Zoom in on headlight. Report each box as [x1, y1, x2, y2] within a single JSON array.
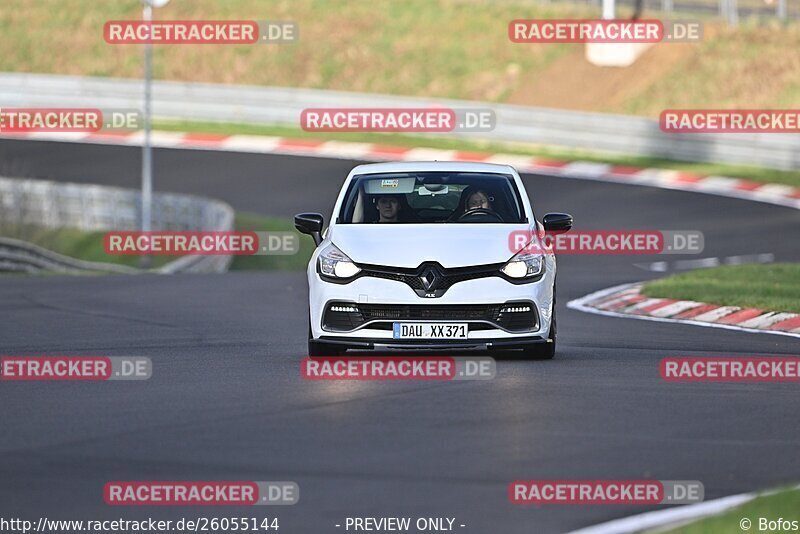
[[501, 249, 545, 279], [318, 243, 361, 279]]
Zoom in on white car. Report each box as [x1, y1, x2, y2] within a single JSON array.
[[294, 161, 572, 359]]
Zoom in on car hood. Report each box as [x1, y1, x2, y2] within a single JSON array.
[[327, 223, 532, 268]]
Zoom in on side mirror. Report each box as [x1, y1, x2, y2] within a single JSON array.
[[543, 212, 573, 234], [294, 213, 324, 246]]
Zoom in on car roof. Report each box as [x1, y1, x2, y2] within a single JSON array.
[[349, 161, 517, 175]]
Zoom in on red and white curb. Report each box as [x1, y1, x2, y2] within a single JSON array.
[[568, 485, 799, 534], [1, 130, 799, 210], [567, 282, 800, 339]]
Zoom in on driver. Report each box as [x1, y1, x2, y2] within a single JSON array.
[[375, 195, 402, 223], [466, 190, 492, 211]]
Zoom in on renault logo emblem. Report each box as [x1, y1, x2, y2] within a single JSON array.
[[419, 266, 441, 291]]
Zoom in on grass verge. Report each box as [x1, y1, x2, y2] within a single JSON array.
[[656, 486, 800, 534], [155, 119, 800, 188], [641, 264, 800, 314]]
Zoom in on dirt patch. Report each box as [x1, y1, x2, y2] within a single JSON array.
[[505, 42, 697, 114]]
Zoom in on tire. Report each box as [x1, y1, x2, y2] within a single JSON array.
[[522, 304, 557, 360], [308, 339, 344, 356], [308, 322, 344, 356]]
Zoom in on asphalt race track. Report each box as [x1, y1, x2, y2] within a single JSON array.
[[1, 139, 799, 533]]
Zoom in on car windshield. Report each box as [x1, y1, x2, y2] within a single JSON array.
[[338, 172, 526, 224]]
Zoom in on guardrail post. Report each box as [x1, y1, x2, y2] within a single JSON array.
[[602, 0, 615, 19], [721, 0, 739, 25], [778, 0, 787, 20]]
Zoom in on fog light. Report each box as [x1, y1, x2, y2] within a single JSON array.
[[331, 305, 358, 313], [501, 306, 531, 313]]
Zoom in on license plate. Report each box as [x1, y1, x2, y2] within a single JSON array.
[[392, 322, 468, 339]]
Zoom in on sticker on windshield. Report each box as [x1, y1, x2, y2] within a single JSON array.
[[364, 177, 416, 194]]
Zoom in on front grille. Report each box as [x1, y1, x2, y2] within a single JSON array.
[[359, 262, 504, 297], [322, 302, 538, 333], [360, 303, 501, 321]]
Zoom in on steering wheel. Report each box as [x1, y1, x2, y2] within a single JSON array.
[[455, 208, 504, 222]]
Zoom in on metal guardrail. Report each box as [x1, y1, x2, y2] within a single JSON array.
[[0, 176, 233, 233], [0, 176, 235, 274], [0, 237, 140, 274], [565, 0, 797, 22], [0, 73, 797, 170]]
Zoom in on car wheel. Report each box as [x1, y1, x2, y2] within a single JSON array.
[[308, 322, 344, 356], [308, 339, 344, 357], [522, 306, 556, 360]]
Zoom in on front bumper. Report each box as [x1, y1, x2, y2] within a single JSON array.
[[308, 259, 556, 342], [316, 334, 550, 352]]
